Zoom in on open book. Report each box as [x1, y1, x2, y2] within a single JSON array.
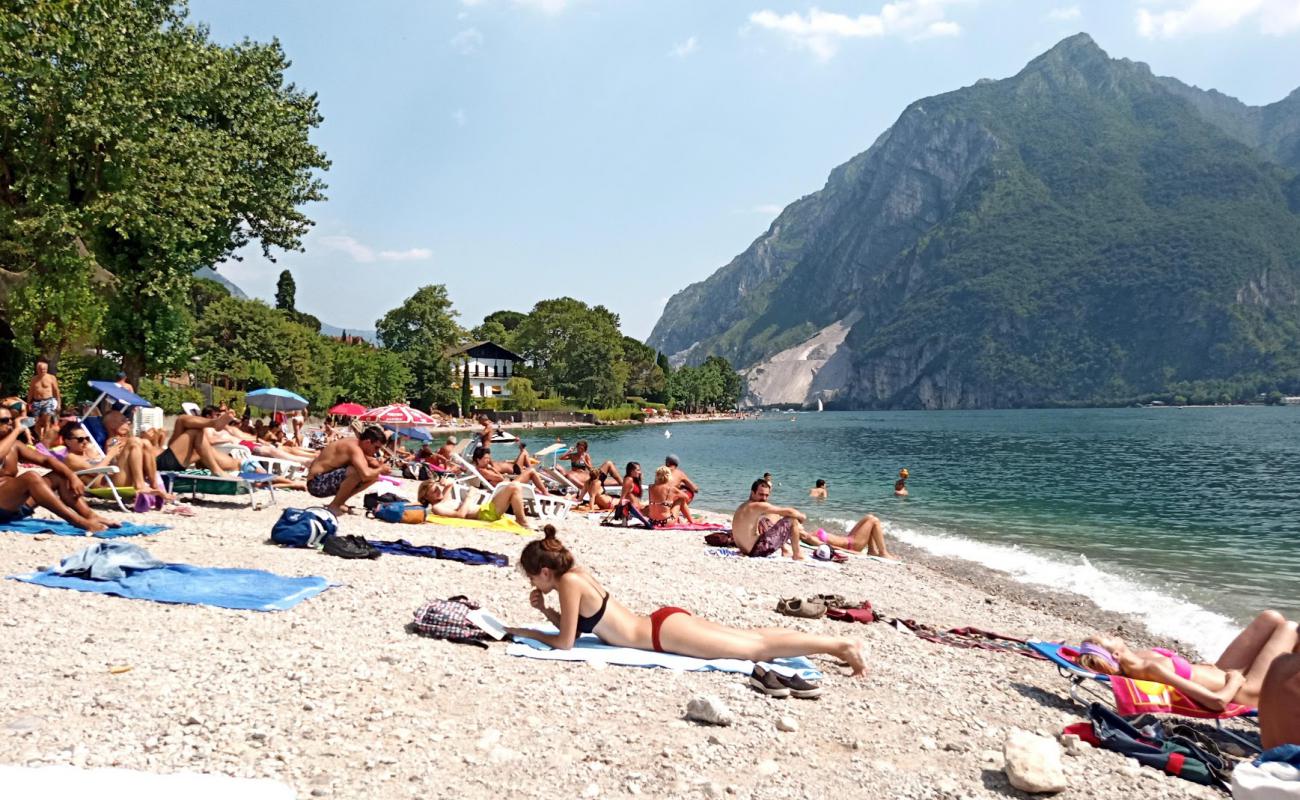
[[467, 608, 508, 640]]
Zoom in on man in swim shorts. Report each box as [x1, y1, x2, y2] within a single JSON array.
[[26, 356, 60, 420], [306, 425, 386, 516], [731, 478, 805, 560], [154, 410, 240, 476]]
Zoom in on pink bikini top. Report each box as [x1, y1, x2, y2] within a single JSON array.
[[1151, 647, 1193, 679]]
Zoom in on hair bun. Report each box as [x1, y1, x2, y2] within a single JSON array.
[[543, 524, 558, 539]]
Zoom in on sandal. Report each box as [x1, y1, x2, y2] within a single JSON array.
[[776, 598, 827, 619], [810, 593, 847, 608]]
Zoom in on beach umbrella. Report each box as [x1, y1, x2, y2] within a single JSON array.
[[386, 424, 433, 442], [359, 403, 440, 426], [86, 380, 153, 410], [245, 387, 309, 413], [328, 402, 367, 416]]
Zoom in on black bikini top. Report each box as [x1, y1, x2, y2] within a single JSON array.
[[577, 591, 610, 634]]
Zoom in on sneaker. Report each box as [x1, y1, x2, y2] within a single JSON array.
[[775, 672, 824, 699], [775, 598, 827, 619], [323, 534, 378, 560], [748, 665, 791, 698]]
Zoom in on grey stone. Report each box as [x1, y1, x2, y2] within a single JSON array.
[[685, 695, 734, 726]]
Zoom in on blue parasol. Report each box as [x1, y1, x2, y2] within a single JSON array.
[[245, 388, 309, 412], [86, 380, 153, 409]]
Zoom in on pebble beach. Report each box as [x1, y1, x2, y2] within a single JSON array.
[[0, 480, 1236, 799]]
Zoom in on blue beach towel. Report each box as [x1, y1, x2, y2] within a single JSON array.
[[366, 539, 508, 567], [0, 517, 167, 539], [507, 630, 824, 680], [10, 564, 332, 611]]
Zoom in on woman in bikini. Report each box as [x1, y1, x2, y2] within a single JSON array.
[[646, 465, 694, 527], [504, 526, 867, 677], [1079, 610, 1298, 711]]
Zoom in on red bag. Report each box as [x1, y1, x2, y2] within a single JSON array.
[[827, 602, 876, 624]]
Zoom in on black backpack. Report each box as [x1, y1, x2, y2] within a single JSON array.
[[363, 491, 406, 514]]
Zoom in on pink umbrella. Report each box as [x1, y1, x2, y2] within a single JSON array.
[[359, 403, 440, 426], [328, 402, 367, 416]]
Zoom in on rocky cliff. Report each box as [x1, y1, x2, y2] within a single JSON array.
[[647, 34, 1300, 408]]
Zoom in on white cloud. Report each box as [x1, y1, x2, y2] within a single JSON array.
[[451, 108, 468, 127], [670, 35, 700, 57], [1136, 0, 1300, 38], [450, 27, 484, 55], [748, 1, 965, 61], [1047, 5, 1082, 21], [320, 236, 433, 264]]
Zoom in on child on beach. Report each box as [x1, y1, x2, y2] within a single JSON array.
[[504, 526, 867, 677]]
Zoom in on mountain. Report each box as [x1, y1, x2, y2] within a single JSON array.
[[646, 34, 1300, 409], [192, 265, 248, 299], [191, 265, 377, 343]]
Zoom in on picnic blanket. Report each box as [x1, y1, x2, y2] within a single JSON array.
[[11, 563, 331, 611], [0, 517, 167, 539], [887, 619, 1048, 661], [367, 539, 508, 567], [704, 546, 840, 569], [508, 630, 824, 680], [425, 513, 532, 535]]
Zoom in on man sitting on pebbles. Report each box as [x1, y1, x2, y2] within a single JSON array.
[[305, 425, 386, 516], [733, 479, 895, 559]]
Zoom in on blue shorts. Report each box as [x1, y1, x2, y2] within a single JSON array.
[[0, 504, 35, 524]]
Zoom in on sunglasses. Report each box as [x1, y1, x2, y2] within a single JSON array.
[[0, 417, 12, 424], [69, 436, 91, 443]]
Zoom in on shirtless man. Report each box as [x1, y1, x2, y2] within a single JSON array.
[[473, 446, 549, 494], [1261, 645, 1300, 748], [305, 425, 386, 516], [155, 410, 241, 477], [26, 357, 61, 420], [418, 474, 530, 530], [62, 417, 169, 499], [809, 479, 828, 499], [114, 371, 134, 394], [430, 435, 461, 473], [664, 454, 699, 517], [731, 478, 805, 560], [0, 409, 113, 533]]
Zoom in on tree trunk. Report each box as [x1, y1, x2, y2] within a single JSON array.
[[123, 352, 145, 390]]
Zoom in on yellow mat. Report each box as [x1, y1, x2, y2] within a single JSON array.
[[425, 513, 533, 535]]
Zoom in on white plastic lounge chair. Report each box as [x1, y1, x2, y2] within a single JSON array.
[[181, 402, 202, 417], [451, 454, 575, 519]]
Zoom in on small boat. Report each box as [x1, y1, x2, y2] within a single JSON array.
[[490, 431, 521, 445], [816, 398, 824, 412]]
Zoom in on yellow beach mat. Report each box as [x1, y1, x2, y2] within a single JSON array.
[[89, 486, 136, 500], [425, 513, 533, 536]]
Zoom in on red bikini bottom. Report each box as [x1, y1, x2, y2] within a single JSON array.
[[650, 606, 691, 652]]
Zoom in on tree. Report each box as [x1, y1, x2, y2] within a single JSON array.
[[329, 340, 411, 407], [506, 376, 539, 410], [275, 270, 297, 311], [623, 337, 666, 401], [459, 359, 471, 416], [511, 298, 626, 407], [0, 0, 329, 381], [375, 284, 462, 409]]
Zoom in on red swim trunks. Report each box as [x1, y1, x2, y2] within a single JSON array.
[[650, 606, 691, 652]]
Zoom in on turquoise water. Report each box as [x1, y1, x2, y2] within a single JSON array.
[[518, 408, 1300, 657]]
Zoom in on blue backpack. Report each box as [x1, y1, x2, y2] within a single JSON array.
[[271, 507, 338, 548], [373, 501, 426, 524]]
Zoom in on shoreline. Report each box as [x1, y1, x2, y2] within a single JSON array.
[[0, 479, 1231, 798]]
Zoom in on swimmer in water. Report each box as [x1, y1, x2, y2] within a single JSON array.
[[894, 468, 909, 497], [809, 479, 827, 499]]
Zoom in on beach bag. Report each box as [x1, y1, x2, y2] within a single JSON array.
[[363, 491, 406, 514], [403, 461, 434, 481], [271, 507, 338, 548], [411, 595, 491, 648], [373, 501, 426, 524], [1065, 703, 1230, 789]]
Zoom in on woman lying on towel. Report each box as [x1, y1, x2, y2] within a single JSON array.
[[504, 526, 867, 675], [1079, 610, 1298, 711]]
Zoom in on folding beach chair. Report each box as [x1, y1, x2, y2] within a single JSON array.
[[160, 470, 277, 510], [1027, 641, 1260, 753]]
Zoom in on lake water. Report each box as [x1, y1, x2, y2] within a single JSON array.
[[517, 407, 1300, 659]]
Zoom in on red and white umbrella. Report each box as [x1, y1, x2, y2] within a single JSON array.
[[358, 404, 441, 426]]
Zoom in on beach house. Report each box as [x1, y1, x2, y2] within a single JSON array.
[[447, 341, 523, 399]]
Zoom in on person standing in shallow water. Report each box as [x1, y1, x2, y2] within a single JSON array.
[[894, 468, 909, 497], [809, 479, 827, 499]]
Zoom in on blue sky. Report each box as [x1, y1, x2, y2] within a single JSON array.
[[189, 0, 1300, 340]]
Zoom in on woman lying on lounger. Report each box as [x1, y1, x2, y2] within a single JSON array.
[[504, 526, 866, 675], [418, 475, 531, 530], [1079, 610, 1298, 710]]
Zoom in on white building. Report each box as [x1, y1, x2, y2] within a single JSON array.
[[447, 341, 524, 399]]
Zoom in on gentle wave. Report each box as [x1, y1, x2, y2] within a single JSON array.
[[830, 516, 1241, 660]]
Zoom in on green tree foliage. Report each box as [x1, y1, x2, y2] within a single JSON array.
[[668, 356, 740, 412], [623, 337, 667, 402], [469, 310, 527, 351], [375, 285, 462, 409], [329, 340, 411, 408], [189, 277, 231, 317], [275, 270, 296, 311], [512, 298, 626, 407], [0, 0, 328, 380], [505, 376, 539, 410]]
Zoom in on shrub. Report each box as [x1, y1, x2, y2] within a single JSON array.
[[137, 378, 204, 414]]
